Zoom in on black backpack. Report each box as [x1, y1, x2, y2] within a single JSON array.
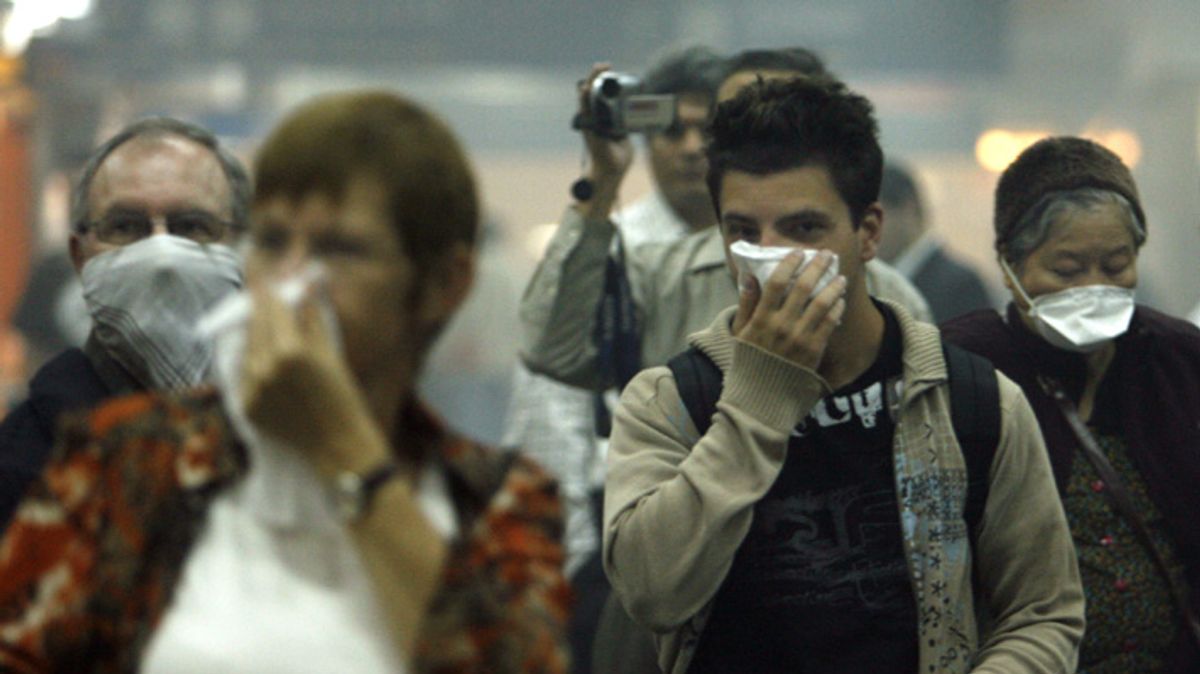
[[666, 341, 1000, 539]]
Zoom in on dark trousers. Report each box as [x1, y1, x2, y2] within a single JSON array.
[[569, 489, 660, 674]]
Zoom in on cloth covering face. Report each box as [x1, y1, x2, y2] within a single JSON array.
[[728, 241, 839, 298], [81, 234, 243, 390]]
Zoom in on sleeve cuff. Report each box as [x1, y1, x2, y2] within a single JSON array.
[[722, 339, 830, 432]]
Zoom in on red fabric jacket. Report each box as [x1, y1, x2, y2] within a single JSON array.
[[0, 389, 571, 673]]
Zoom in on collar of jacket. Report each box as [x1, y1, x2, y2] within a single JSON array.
[[685, 226, 728, 275]]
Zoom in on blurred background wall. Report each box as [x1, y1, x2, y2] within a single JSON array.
[[2, 0, 1199, 439]]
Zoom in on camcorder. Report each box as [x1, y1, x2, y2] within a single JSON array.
[[575, 71, 676, 140]]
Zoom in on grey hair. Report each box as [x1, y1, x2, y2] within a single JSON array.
[[70, 117, 251, 234], [1002, 187, 1146, 268]]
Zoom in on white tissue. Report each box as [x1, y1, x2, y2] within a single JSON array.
[[197, 263, 330, 339], [729, 241, 839, 297]]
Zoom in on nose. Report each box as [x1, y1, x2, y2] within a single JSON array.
[[148, 214, 171, 236], [759, 229, 810, 250], [1076, 269, 1113, 288], [277, 242, 311, 276], [681, 126, 704, 154]]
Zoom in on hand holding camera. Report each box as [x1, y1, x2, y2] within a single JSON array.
[[571, 63, 677, 218]]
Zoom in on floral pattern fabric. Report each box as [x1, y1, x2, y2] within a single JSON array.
[[1064, 428, 1186, 674], [0, 389, 570, 674]]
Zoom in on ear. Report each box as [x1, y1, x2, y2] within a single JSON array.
[[857, 202, 884, 262], [416, 242, 477, 327]]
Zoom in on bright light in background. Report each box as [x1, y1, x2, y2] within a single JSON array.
[[977, 127, 1143, 172], [974, 129, 1050, 172], [1083, 129, 1143, 168], [2, 0, 93, 56]]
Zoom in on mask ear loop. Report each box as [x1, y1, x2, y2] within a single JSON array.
[[999, 256, 1037, 314]]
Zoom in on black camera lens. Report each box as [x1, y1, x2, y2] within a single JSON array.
[[600, 77, 621, 98]]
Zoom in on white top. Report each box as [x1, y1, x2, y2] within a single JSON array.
[[1189, 300, 1200, 329], [613, 190, 691, 249], [141, 450, 457, 674]]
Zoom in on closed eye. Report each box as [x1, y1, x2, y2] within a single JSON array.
[[1101, 252, 1133, 276]]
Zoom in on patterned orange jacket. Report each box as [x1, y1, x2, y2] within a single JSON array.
[[0, 389, 571, 673]]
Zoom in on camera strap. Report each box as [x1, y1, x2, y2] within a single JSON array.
[[592, 239, 641, 437]]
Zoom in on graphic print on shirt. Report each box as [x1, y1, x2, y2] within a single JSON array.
[[742, 376, 910, 615], [692, 307, 917, 674], [793, 378, 895, 438]]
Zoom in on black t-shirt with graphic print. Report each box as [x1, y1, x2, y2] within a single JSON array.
[[689, 303, 917, 674]]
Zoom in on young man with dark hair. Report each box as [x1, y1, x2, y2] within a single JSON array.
[[602, 77, 1084, 674]]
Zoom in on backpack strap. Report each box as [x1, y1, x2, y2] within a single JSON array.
[[668, 341, 1000, 542], [942, 341, 1001, 540], [666, 347, 724, 436]]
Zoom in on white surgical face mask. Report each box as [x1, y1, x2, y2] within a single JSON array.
[[1001, 258, 1135, 353], [81, 234, 243, 389], [729, 240, 839, 298]]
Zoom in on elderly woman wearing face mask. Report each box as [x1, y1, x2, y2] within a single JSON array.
[[941, 136, 1200, 674]]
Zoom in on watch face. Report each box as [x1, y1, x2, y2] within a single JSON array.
[[331, 462, 401, 522], [334, 471, 367, 521]]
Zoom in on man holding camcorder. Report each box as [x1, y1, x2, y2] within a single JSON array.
[[504, 47, 724, 674]]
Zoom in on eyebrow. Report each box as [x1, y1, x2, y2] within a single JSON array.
[[777, 210, 833, 226], [1050, 243, 1135, 259], [100, 201, 223, 217], [722, 208, 832, 226]]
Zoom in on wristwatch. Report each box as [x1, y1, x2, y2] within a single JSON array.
[[332, 460, 402, 522]]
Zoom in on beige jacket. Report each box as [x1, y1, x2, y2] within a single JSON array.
[[603, 303, 1084, 674], [519, 208, 932, 389]]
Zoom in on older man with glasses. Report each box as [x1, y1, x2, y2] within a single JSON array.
[[0, 117, 250, 529]]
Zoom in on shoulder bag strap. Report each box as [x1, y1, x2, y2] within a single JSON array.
[[1039, 375, 1200, 647]]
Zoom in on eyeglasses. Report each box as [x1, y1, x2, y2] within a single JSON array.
[[84, 210, 232, 245]]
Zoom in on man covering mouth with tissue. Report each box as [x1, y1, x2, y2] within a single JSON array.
[[601, 76, 1083, 674]]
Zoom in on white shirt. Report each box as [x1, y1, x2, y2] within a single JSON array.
[[613, 190, 691, 248], [141, 445, 456, 674]]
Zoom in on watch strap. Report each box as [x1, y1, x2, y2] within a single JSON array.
[[336, 460, 402, 521]]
